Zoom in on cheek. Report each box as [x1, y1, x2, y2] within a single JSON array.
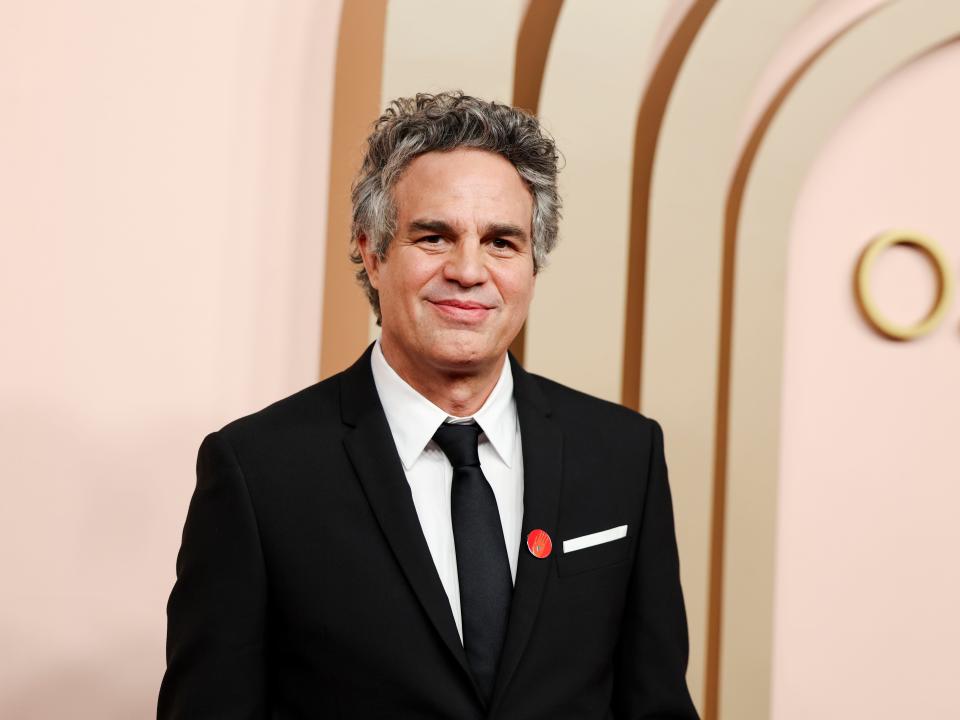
[[387, 256, 442, 308], [412, 256, 449, 285], [498, 267, 536, 304]]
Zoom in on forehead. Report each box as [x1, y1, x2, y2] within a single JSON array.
[[392, 148, 532, 228]]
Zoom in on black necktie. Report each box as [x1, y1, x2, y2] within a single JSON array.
[[432, 421, 512, 704]]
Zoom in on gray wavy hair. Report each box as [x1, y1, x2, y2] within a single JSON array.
[[349, 91, 562, 323]]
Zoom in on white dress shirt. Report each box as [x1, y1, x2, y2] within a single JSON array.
[[370, 339, 524, 642]]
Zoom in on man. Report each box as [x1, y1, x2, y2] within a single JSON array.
[[159, 91, 699, 719]]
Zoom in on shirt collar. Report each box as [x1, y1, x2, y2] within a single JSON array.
[[370, 338, 517, 471]]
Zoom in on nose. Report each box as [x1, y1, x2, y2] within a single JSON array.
[[443, 238, 489, 287]]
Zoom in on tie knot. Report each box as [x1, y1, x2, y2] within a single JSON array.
[[432, 421, 482, 469]]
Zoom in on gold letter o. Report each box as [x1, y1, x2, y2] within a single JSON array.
[[855, 230, 954, 341]]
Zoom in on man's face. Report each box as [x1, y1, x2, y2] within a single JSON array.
[[360, 148, 536, 375]]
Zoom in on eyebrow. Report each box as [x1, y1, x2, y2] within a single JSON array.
[[407, 218, 529, 242]]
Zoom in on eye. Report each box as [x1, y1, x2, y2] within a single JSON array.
[[491, 238, 515, 250], [417, 235, 444, 245]]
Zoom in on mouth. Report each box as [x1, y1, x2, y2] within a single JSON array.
[[427, 299, 495, 324]]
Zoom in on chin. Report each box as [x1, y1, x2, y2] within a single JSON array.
[[425, 331, 498, 370]]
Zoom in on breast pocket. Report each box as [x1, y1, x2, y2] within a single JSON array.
[[555, 524, 632, 578]]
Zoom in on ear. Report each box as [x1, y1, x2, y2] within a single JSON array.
[[357, 233, 381, 289]]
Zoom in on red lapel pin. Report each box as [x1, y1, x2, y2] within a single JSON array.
[[526, 529, 553, 559]]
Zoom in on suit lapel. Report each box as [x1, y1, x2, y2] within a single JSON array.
[[339, 344, 482, 702], [489, 353, 564, 712]]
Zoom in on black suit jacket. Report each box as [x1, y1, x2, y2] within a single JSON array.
[[158, 344, 699, 719]]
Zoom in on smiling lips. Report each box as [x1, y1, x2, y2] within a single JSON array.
[[428, 298, 495, 323]]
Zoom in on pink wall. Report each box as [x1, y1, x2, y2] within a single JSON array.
[[773, 40, 960, 719], [0, 1, 341, 716]]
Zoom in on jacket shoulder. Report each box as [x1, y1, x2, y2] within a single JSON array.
[[214, 372, 342, 452], [525, 370, 659, 434]]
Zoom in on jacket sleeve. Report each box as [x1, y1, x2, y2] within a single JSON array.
[[158, 431, 268, 719], [611, 419, 700, 719]]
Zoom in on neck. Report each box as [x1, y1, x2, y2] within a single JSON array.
[[378, 336, 505, 417]]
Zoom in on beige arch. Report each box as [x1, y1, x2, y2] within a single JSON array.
[[380, 0, 525, 103], [322, 0, 562, 360], [639, 2, 820, 716], [364, 0, 528, 341], [725, 2, 960, 719], [622, 0, 715, 411], [524, 0, 679, 405], [620, 2, 722, 710], [507, 0, 564, 365]]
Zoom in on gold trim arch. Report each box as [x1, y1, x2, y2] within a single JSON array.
[[320, 1, 388, 379], [510, 0, 564, 364], [724, 2, 960, 719], [637, 2, 818, 715]]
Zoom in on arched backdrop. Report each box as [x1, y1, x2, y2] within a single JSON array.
[[2, 1, 958, 718]]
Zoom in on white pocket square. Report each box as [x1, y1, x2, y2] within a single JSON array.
[[562, 524, 628, 553]]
